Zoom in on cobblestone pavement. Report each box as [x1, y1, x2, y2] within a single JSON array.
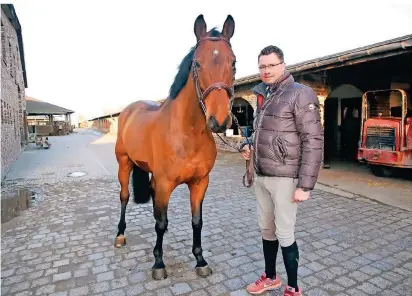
[[1, 130, 412, 295]]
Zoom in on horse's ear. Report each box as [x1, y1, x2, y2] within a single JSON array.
[[222, 15, 235, 40], [194, 14, 207, 41]]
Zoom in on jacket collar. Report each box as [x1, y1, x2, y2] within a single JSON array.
[[268, 72, 293, 94], [253, 72, 294, 97]]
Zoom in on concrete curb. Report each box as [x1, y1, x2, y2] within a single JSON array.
[[315, 182, 411, 211]]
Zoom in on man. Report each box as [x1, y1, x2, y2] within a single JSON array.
[[241, 45, 323, 296]]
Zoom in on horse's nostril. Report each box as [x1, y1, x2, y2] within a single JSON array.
[[207, 116, 230, 133], [208, 116, 218, 128]]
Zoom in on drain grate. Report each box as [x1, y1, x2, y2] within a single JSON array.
[[68, 171, 87, 177]]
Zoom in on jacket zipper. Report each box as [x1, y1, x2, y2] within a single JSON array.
[[253, 87, 285, 174]]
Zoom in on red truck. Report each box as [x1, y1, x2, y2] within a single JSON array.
[[357, 89, 412, 176]]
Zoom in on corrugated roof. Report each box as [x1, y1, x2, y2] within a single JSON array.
[[26, 96, 74, 115], [235, 34, 412, 86], [88, 110, 121, 121], [88, 98, 167, 121]]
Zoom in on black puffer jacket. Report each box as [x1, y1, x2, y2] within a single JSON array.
[[251, 73, 324, 190]]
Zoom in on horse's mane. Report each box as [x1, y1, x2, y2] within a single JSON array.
[[168, 28, 222, 100]]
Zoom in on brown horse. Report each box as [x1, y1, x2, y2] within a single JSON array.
[[114, 14, 236, 280]]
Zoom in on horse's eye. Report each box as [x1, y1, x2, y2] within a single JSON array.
[[194, 61, 201, 68]]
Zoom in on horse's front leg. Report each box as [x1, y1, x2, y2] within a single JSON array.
[[188, 175, 212, 277], [152, 180, 172, 280]]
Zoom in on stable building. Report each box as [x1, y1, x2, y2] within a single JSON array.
[[26, 96, 75, 137]]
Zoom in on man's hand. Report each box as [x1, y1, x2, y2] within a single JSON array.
[[241, 145, 251, 160], [292, 188, 311, 203]]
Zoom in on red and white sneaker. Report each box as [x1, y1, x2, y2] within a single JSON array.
[[283, 285, 302, 296], [246, 273, 282, 294]]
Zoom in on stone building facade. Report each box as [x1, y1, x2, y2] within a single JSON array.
[[1, 4, 28, 179]]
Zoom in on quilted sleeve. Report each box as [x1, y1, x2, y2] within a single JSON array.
[[294, 87, 324, 190]]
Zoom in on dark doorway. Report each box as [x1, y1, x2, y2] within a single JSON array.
[[324, 98, 339, 163], [324, 97, 362, 164], [340, 97, 362, 124], [230, 98, 254, 137], [340, 97, 362, 162]]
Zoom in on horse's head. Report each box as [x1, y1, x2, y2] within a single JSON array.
[[192, 14, 236, 133]]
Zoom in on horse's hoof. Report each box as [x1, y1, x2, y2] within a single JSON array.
[[196, 265, 212, 277], [114, 235, 126, 248], [152, 268, 167, 280]]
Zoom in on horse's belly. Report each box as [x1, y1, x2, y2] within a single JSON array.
[[125, 137, 153, 171]]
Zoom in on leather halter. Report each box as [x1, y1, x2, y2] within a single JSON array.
[[192, 36, 236, 116], [192, 36, 254, 188]]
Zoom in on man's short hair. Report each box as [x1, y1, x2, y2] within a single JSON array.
[[258, 45, 284, 63]]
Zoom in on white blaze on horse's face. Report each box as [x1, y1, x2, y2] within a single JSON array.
[[193, 14, 236, 134]]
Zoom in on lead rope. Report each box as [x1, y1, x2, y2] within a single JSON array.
[[214, 112, 254, 188], [193, 59, 253, 187]]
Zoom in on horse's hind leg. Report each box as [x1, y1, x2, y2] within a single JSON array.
[[188, 175, 212, 277], [114, 140, 133, 248]]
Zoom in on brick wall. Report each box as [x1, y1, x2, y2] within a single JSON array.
[[1, 7, 27, 179], [234, 76, 329, 129], [369, 95, 391, 117]]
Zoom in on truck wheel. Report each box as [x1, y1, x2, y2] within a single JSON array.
[[370, 165, 392, 177]]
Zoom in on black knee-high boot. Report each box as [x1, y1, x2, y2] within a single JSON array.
[[281, 241, 299, 289], [263, 239, 279, 279]]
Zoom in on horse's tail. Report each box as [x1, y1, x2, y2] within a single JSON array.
[[131, 165, 152, 204]]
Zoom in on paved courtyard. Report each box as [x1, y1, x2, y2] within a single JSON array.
[[1, 130, 412, 296]]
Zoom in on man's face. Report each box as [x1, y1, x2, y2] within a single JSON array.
[[258, 53, 285, 84]]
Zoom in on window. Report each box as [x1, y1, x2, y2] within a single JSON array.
[[14, 111, 18, 138], [9, 40, 14, 78], [16, 45, 20, 70], [1, 101, 4, 124], [1, 21, 6, 66]]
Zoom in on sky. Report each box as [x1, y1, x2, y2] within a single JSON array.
[[9, 0, 412, 122]]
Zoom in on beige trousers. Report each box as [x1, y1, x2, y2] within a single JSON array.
[[253, 175, 298, 247]]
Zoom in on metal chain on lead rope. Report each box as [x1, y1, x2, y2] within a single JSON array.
[[215, 112, 254, 189], [191, 47, 251, 152]]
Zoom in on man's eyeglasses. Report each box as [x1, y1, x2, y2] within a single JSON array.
[[258, 62, 283, 71]]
